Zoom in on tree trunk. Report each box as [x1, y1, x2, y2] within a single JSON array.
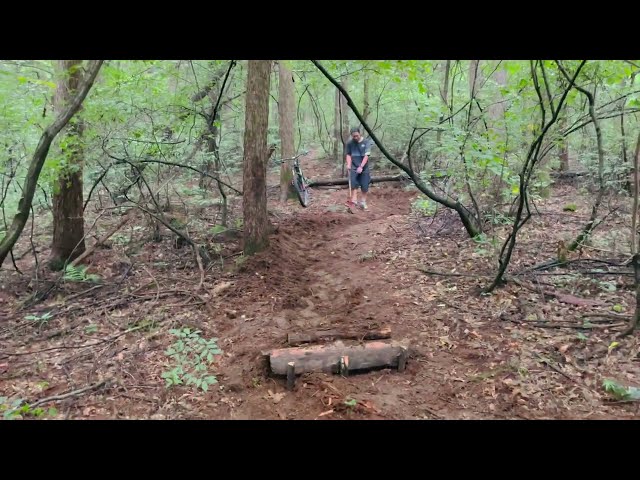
[[333, 87, 341, 165], [620, 132, 640, 337], [363, 69, 371, 127], [242, 60, 271, 256], [558, 116, 570, 172], [49, 60, 87, 269], [436, 60, 451, 151], [278, 61, 295, 203], [469, 60, 481, 103], [0, 60, 102, 271]]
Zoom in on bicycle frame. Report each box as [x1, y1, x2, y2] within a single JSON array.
[[277, 150, 310, 207]]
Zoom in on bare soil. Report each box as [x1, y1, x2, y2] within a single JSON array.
[[1, 153, 639, 420]]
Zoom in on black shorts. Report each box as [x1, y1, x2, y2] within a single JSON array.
[[350, 168, 371, 193]]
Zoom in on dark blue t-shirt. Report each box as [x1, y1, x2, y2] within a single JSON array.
[[345, 137, 373, 169]]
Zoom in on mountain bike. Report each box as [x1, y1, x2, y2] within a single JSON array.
[[277, 150, 310, 207]]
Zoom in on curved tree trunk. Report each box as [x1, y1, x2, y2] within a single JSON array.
[[0, 60, 103, 270], [242, 60, 272, 256], [49, 60, 87, 269], [312, 60, 482, 238]]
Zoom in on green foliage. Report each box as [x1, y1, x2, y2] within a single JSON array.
[[563, 203, 578, 212], [24, 311, 53, 327], [161, 328, 222, 392], [63, 264, 100, 283], [0, 396, 58, 420], [602, 379, 640, 401], [211, 225, 227, 235], [412, 197, 437, 216], [472, 233, 499, 258]]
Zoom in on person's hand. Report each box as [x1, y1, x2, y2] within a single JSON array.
[[356, 166, 363, 174]]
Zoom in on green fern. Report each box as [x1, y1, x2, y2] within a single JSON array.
[[63, 265, 100, 283]]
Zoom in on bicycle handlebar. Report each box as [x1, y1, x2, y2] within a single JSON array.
[[275, 150, 309, 164]]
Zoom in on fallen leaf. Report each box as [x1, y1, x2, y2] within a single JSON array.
[[559, 344, 571, 354], [212, 281, 232, 296]]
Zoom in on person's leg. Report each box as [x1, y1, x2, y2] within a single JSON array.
[[359, 169, 370, 209], [350, 168, 359, 204]]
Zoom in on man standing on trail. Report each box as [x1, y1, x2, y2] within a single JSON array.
[[345, 126, 373, 210]]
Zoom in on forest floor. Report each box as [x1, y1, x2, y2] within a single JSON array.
[[1, 151, 640, 419]]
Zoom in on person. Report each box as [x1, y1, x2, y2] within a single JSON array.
[[345, 126, 373, 210]]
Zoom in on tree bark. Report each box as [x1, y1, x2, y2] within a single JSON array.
[[333, 86, 341, 165], [558, 115, 570, 172], [0, 60, 103, 270], [278, 61, 295, 202], [287, 326, 391, 347], [363, 68, 371, 127], [49, 60, 87, 269], [620, 132, 640, 337], [307, 175, 405, 188], [266, 340, 407, 375], [242, 60, 271, 256], [436, 60, 451, 150]]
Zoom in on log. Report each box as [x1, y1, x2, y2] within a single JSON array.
[[307, 175, 407, 188], [265, 340, 409, 376], [287, 326, 391, 347]]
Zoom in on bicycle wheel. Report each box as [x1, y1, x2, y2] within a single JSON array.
[[292, 169, 309, 207]]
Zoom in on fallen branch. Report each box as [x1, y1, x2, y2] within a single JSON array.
[[28, 379, 111, 410], [418, 268, 489, 278], [70, 210, 133, 267], [510, 277, 604, 307], [531, 322, 626, 330], [582, 313, 632, 321], [137, 158, 241, 195], [1, 324, 147, 357], [307, 175, 407, 188], [515, 258, 628, 276], [287, 326, 391, 347]]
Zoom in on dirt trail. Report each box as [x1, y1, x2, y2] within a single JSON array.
[[3, 154, 639, 420], [203, 182, 492, 419]]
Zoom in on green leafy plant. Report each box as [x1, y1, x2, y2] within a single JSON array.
[[562, 203, 577, 212], [412, 197, 437, 216], [344, 398, 357, 408], [63, 264, 100, 283], [211, 225, 228, 235], [602, 379, 640, 401], [25, 311, 53, 327], [0, 396, 57, 420], [161, 328, 222, 392]]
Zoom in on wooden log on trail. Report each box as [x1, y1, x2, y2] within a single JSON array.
[[265, 340, 409, 376], [287, 326, 391, 346], [307, 175, 407, 188]]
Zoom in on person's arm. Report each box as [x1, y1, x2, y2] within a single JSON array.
[[357, 140, 372, 172], [345, 142, 352, 170]]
